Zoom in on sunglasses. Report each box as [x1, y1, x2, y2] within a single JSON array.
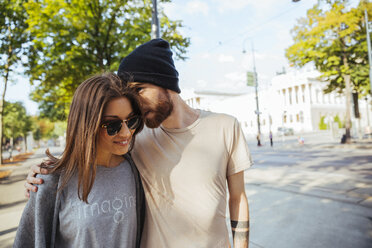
[[101, 115, 141, 136]]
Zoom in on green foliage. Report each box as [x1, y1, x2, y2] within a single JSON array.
[[286, 0, 371, 96], [334, 114, 343, 128], [32, 117, 55, 140], [50, 121, 67, 138], [3, 101, 32, 140], [318, 116, 328, 130], [33, 126, 41, 141], [0, 0, 30, 162], [25, 0, 190, 121], [0, 0, 29, 77], [30, 117, 66, 141]]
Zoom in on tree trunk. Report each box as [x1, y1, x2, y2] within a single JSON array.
[[0, 111, 3, 165], [24, 134, 28, 153], [9, 137, 13, 162], [343, 73, 352, 144], [0, 30, 13, 164], [0, 59, 10, 165]]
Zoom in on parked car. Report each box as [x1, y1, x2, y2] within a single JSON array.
[[362, 132, 372, 139], [277, 127, 294, 136]]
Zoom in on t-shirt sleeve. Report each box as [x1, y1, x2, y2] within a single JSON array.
[[227, 118, 253, 176]]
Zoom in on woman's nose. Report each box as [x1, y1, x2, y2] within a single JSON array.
[[118, 122, 132, 138]]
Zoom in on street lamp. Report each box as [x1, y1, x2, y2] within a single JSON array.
[[151, 0, 160, 39], [243, 38, 262, 145], [365, 9, 372, 97]]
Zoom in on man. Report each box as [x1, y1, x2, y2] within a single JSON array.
[[25, 39, 253, 248]]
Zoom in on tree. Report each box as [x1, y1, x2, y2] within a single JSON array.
[[31, 117, 56, 141], [334, 114, 343, 128], [286, 0, 372, 143], [319, 116, 328, 130], [0, 0, 29, 164], [25, 0, 190, 121], [3, 101, 32, 160]]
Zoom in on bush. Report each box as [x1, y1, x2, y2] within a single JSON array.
[[319, 116, 327, 130], [333, 115, 343, 128]]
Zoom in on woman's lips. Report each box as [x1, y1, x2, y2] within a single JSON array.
[[114, 140, 129, 146]]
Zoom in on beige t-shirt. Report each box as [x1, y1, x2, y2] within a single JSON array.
[[132, 110, 253, 248]]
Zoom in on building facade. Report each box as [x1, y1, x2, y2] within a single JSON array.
[[182, 70, 371, 138]]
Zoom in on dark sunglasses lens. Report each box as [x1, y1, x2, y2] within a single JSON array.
[[127, 116, 140, 130], [106, 121, 122, 136]]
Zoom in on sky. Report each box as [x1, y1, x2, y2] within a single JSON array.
[[5, 0, 361, 115]]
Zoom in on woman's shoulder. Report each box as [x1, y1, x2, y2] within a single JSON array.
[[35, 172, 61, 194]]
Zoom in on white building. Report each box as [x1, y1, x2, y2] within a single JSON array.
[[182, 69, 371, 138]]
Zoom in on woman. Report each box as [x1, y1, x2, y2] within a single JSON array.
[[14, 73, 145, 248]]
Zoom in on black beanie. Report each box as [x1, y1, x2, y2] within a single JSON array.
[[118, 39, 181, 93]]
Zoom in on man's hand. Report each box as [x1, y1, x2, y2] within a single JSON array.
[[24, 162, 50, 198]]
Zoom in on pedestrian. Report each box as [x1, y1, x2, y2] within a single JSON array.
[[16, 73, 145, 248], [24, 39, 253, 248], [257, 133, 262, 146], [269, 131, 273, 147], [298, 136, 305, 145], [341, 134, 347, 144]]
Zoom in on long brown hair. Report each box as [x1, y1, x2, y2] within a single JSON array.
[[44, 73, 144, 203]]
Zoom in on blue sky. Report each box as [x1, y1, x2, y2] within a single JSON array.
[[5, 0, 360, 115], [166, 0, 359, 93]]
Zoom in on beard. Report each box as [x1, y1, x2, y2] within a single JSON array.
[[143, 90, 173, 128]]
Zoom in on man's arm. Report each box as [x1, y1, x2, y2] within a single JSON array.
[[227, 171, 249, 248], [24, 164, 49, 198]]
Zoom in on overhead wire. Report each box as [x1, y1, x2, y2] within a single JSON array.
[[208, 3, 303, 52]]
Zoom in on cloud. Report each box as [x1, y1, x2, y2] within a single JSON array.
[[224, 71, 245, 82], [200, 53, 210, 59], [162, 2, 178, 19], [246, 0, 282, 11], [213, 0, 250, 12], [218, 54, 235, 63], [163, 1, 209, 18], [185, 0, 209, 16], [213, 0, 293, 19], [196, 79, 208, 88]]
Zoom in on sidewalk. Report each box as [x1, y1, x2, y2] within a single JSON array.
[[318, 139, 372, 150], [246, 131, 372, 151]]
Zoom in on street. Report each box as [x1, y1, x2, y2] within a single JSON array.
[[0, 133, 371, 248], [243, 132, 372, 248]]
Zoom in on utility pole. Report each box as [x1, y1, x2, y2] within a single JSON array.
[[151, 0, 160, 39], [365, 8, 372, 134], [366, 96, 371, 132], [243, 38, 262, 145], [252, 42, 262, 139], [366, 9, 372, 96]]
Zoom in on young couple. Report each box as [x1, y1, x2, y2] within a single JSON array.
[[16, 39, 253, 248]]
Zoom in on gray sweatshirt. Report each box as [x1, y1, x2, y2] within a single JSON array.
[[13, 154, 145, 248]]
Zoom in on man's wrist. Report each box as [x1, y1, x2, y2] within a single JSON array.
[[231, 220, 249, 248]]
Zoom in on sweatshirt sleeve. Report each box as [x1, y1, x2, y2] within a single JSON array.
[[13, 173, 59, 248]]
